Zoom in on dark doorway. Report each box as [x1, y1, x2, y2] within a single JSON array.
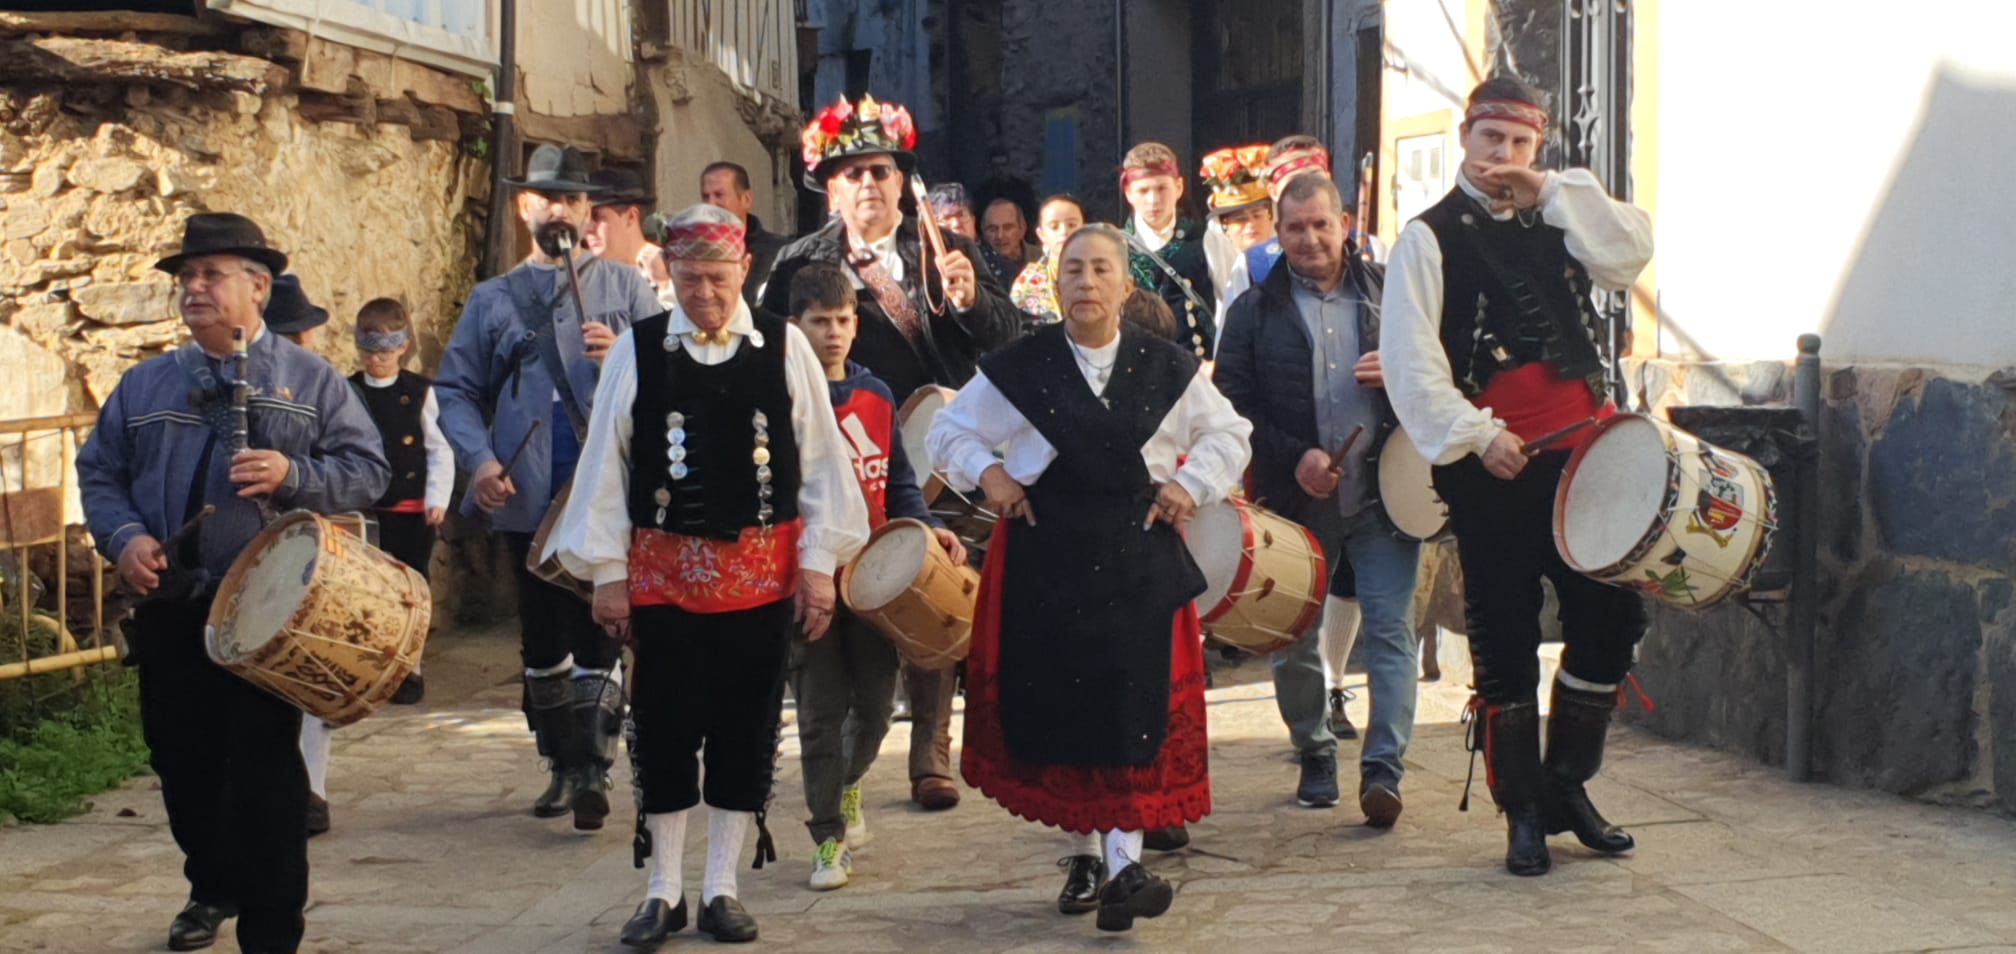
[[1191, 0, 1303, 154]]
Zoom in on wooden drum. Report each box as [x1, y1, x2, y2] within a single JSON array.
[[897, 385, 958, 505], [528, 479, 593, 601], [206, 511, 432, 727], [1183, 496, 1329, 654], [841, 518, 978, 670], [1554, 413, 1779, 608]]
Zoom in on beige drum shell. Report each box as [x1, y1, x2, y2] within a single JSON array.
[[206, 511, 433, 727], [1375, 426, 1449, 541], [896, 386, 958, 506], [841, 518, 978, 670], [1554, 413, 1779, 609], [528, 479, 593, 601], [1184, 497, 1329, 655]]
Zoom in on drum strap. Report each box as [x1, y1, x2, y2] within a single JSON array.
[[504, 268, 591, 440]]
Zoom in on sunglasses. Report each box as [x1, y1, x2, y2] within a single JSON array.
[[836, 163, 899, 184]]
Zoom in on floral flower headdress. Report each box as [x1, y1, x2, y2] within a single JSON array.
[[800, 94, 919, 191], [1199, 144, 1272, 215]]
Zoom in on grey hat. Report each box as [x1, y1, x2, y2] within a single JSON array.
[[504, 145, 603, 194]]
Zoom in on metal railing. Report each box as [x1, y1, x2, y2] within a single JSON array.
[[0, 413, 117, 683]]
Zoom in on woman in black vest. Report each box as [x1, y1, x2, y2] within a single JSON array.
[[927, 225, 1252, 933]]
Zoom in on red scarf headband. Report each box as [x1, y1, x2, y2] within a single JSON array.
[[1120, 160, 1182, 189], [1465, 99, 1549, 133], [1265, 148, 1331, 189]]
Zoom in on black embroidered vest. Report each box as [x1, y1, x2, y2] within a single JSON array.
[[351, 370, 430, 506], [627, 312, 802, 540]]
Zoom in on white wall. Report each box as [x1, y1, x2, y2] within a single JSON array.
[[1655, 2, 2016, 367]]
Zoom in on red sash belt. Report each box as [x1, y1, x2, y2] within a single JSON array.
[[1472, 362, 1611, 453], [627, 520, 803, 614], [379, 499, 426, 514]]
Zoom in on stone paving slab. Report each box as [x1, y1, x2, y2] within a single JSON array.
[[2, 627, 2013, 953]]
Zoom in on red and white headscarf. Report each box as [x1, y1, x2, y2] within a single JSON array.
[[655, 205, 746, 262], [1465, 98, 1549, 134]]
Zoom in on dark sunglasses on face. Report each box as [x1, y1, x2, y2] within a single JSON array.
[[837, 163, 898, 184]]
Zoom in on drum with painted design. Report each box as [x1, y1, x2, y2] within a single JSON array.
[[1553, 413, 1779, 608], [206, 511, 432, 726], [842, 518, 978, 670], [1184, 496, 1329, 654]]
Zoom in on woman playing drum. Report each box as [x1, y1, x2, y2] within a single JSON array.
[[926, 224, 1251, 932]]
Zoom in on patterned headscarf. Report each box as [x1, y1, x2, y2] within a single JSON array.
[[648, 205, 746, 262], [1466, 98, 1549, 134]]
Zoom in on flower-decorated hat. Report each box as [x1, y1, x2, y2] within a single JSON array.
[[800, 94, 919, 191], [1199, 145, 1272, 217]]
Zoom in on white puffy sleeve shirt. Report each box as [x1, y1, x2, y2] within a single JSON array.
[[924, 335, 1254, 508], [550, 302, 871, 586], [1382, 168, 1654, 465]]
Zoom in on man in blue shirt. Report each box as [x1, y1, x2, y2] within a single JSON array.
[[79, 212, 389, 954], [434, 144, 661, 829]]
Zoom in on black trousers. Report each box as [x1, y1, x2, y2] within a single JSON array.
[[133, 598, 308, 954], [631, 600, 793, 813], [376, 511, 436, 581], [502, 531, 618, 671], [1433, 453, 1648, 705]]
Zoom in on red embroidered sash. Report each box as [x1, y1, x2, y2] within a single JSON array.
[[628, 519, 803, 613]]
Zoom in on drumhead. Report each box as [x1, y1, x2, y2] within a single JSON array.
[[1558, 416, 1673, 571], [846, 520, 931, 612], [229, 519, 322, 653], [1184, 501, 1248, 613], [897, 386, 953, 496], [1376, 427, 1447, 540]]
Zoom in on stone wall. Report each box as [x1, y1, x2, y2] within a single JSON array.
[[1620, 358, 2016, 815]]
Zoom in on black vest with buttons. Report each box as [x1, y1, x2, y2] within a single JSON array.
[[351, 370, 429, 506], [626, 311, 802, 541], [1416, 187, 1605, 397]]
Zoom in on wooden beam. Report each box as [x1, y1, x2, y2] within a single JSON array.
[[0, 12, 218, 37], [517, 111, 646, 162], [0, 36, 286, 94]]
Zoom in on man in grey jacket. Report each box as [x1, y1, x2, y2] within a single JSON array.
[[434, 145, 661, 829], [80, 212, 389, 954]]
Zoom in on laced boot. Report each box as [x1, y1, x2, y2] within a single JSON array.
[[1544, 680, 1635, 854]]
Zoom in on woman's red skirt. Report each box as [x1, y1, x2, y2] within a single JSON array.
[[958, 520, 1212, 834]]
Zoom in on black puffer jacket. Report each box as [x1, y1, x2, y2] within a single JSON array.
[[761, 218, 1024, 402], [1213, 249, 1391, 533]]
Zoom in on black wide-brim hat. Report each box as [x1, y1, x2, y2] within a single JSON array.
[[153, 212, 289, 275], [264, 273, 329, 336], [589, 167, 655, 208], [505, 144, 604, 194]]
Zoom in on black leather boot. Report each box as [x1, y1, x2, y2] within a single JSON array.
[[528, 672, 578, 819], [1483, 701, 1550, 876], [569, 670, 619, 831], [1544, 680, 1636, 854], [1056, 855, 1105, 914]]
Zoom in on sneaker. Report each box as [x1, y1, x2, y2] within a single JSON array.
[[808, 838, 852, 891], [840, 784, 870, 847], [1360, 771, 1403, 828], [1327, 687, 1358, 740], [1296, 750, 1340, 807]]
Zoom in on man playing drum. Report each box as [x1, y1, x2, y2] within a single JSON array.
[[1381, 75, 1655, 876], [551, 205, 869, 945], [78, 213, 390, 954], [927, 224, 1251, 932], [435, 144, 661, 830], [1215, 173, 1425, 825], [763, 93, 1024, 813]]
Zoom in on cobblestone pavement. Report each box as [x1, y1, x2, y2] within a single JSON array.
[[4, 624, 2014, 954]]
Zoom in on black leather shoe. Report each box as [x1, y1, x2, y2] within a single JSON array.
[[167, 901, 235, 952], [391, 673, 425, 705], [696, 895, 758, 943], [1505, 805, 1553, 876], [1545, 781, 1636, 854], [620, 896, 688, 948], [305, 793, 331, 837], [1056, 854, 1105, 914], [1095, 863, 1173, 932], [533, 768, 577, 818], [1142, 826, 1190, 852]]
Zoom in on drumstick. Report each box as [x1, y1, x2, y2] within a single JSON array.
[[1325, 424, 1368, 476], [497, 419, 543, 483], [1521, 417, 1598, 457], [159, 505, 216, 555]]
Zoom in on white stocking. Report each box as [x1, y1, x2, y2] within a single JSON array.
[[704, 808, 752, 903], [298, 719, 333, 798], [1319, 597, 1363, 690], [645, 811, 688, 903], [1068, 829, 1101, 857], [1103, 829, 1143, 874]]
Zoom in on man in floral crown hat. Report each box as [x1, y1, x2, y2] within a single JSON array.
[[1199, 145, 1280, 338], [552, 203, 870, 944], [763, 93, 1024, 814]]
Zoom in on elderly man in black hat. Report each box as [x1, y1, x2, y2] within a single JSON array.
[[762, 94, 1023, 813], [78, 212, 389, 954], [435, 144, 663, 830]]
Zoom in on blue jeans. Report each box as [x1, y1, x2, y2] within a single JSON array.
[[1271, 506, 1421, 784]]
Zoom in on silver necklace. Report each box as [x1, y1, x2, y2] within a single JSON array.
[[1067, 333, 1116, 372]]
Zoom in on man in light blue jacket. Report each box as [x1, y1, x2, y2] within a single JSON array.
[[434, 144, 662, 829]]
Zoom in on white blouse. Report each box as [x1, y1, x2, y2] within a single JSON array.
[[925, 333, 1254, 509], [1381, 168, 1654, 465], [549, 302, 871, 586]]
